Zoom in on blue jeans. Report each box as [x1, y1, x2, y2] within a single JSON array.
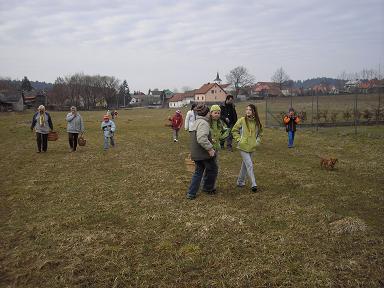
[[187, 157, 218, 198], [288, 131, 295, 147], [104, 136, 115, 150]]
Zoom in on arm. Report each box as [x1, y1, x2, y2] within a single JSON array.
[[295, 116, 300, 124], [231, 118, 242, 143], [233, 105, 238, 123], [178, 116, 183, 129], [47, 113, 53, 130], [184, 112, 190, 130], [196, 122, 213, 151], [219, 120, 230, 140], [110, 121, 116, 132], [66, 113, 76, 122], [283, 116, 290, 124], [80, 115, 85, 132], [31, 113, 37, 130]]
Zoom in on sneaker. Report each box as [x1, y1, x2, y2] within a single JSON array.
[[203, 189, 216, 195], [173, 139, 177, 142], [237, 184, 245, 188], [186, 194, 196, 200], [251, 186, 258, 193]]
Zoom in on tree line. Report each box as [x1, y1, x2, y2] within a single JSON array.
[[50, 73, 130, 109]]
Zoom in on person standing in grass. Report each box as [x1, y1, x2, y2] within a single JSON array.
[[231, 104, 263, 193], [186, 104, 217, 200], [30, 105, 53, 153], [66, 106, 85, 152], [101, 114, 116, 150], [220, 94, 237, 151], [171, 110, 183, 142], [283, 108, 300, 148], [184, 103, 197, 133]]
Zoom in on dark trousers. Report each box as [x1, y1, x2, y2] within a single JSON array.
[[187, 157, 218, 197], [36, 132, 48, 152], [220, 124, 234, 149], [68, 133, 79, 151]]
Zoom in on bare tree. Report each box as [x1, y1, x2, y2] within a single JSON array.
[[226, 66, 255, 97], [271, 67, 290, 90]]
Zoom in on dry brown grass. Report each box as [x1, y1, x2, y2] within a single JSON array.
[[0, 104, 384, 287]]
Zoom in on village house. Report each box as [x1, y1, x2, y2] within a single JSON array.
[[253, 82, 283, 97], [0, 91, 23, 112], [194, 82, 227, 103], [168, 91, 195, 108]]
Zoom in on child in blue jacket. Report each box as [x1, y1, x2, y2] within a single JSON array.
[[101, 114, 116, 150]]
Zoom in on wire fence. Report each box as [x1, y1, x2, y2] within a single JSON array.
[[265, 93, 384, 131]]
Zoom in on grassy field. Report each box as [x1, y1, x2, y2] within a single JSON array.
[[1, 103, 384, 287]]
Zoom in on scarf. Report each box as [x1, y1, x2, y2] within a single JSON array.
[[39, 113, 45, 126]]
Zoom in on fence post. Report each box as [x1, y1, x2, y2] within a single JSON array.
[[265, 96, 268, 127], [354, 93, 358, 135], [316, 94, 319, 132]]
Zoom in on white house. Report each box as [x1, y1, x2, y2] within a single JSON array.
[[168, 93, 194, 108]]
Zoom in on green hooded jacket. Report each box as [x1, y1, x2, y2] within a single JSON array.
[[210, 119, 229, 150], [232, 117, 263, 152]]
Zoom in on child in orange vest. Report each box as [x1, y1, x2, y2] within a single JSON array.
[[283, 108, 300, 148]]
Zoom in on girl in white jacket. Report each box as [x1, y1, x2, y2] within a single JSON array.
[[184, 103, 197, 132]]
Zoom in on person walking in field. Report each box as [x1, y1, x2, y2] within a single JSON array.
[[231, 104, 263, 192], [66, 106, 85, 152], [101, 114, 116, 150], [283, 108, 300, 148], [184, 103, 197, 133], [220, 94, 238, 151], [30, 105, 53, 153], [186, 104, 218, 200], [170, 110, 183, 142]]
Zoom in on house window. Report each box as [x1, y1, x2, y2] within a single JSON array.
[[211, 90, 214, 94], [215, 96, 217, 99], [197, 96, 199, 100]]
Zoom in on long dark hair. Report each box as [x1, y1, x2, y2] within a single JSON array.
[[191, 103, 197, 110], [244, 104, 262, 132]]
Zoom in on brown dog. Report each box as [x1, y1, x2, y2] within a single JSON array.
[[320, 158, 338, 170]]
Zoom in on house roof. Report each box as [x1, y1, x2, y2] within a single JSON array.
[[0, 92, 21, 103], [169, 92, 195, 102], [195, 83, 225, 94]]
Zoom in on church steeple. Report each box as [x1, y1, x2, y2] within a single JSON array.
[[214, 72, 222, 84]]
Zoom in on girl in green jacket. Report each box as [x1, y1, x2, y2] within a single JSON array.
[[210, 105, 229, 151], [231, 104, 263, 192]]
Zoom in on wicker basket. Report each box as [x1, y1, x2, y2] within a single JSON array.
[[78, 135, 86, 146], [47, 131, 58, 141], [185, 155, 195, 173]]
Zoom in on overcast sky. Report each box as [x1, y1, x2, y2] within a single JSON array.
[[0, 0, 383, 91]]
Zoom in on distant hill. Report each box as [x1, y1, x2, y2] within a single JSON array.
[[30, 81, 53, 91], [3, 80, 54, 91]]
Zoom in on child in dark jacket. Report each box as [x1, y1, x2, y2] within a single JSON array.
[[170, 110, 183, 142], [283, 108, 300, 148]]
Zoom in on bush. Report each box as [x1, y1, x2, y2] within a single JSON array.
[[330, 112, 338, 123]]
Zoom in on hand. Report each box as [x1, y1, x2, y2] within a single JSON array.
[[225, 118, 230, 123], [208, 149, 215, 157]]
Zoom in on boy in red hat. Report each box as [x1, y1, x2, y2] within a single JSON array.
[[101, 114, 116, 150], [170, 110, 183, 142]]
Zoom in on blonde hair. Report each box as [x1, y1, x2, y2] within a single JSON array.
[[38, 105, 45, 111]]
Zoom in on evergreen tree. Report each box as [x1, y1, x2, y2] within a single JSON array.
[[21, 76, 33, 92]]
